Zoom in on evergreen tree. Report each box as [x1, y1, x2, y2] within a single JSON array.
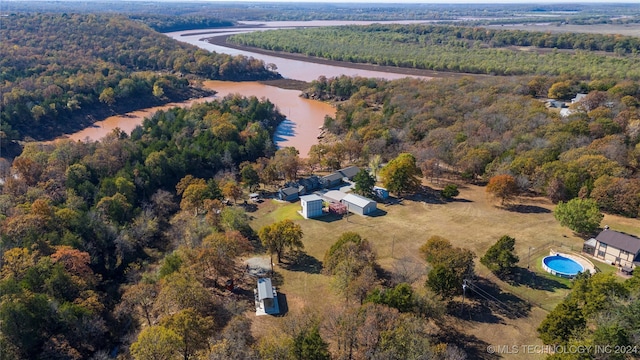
[[480, 235, 519, 277]]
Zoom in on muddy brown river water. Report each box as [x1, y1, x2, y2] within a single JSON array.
[[65, 21, 431, 156], [66, 81, 334, 157]]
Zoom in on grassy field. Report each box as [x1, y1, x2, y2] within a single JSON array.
[[247, 182, 640, 358]]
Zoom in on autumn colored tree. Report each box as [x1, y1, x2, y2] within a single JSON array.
[[192, 230, 252, 281], [273, 147, 301, 181], [130, 326, 180, 360], [161, 308, 214, 360], [180, 182, 210, 216], [420, 236, 475, 297], [324, 232, 378, 303], [222, 181, 243, 204], [50, 246, 95, 286], [258, 219, 304, 263], [119, 281, 159, 327], [379, 153, 422, 196], [1, 248, 34, 280], [154, 269, 212, 315], [486, 174, 518, 206]]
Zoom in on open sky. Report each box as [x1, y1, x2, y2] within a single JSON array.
[[195, 0, 640, 3]]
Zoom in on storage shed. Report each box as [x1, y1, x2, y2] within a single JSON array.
[[374, 186, 389, 200], [255, 278, 279, 316], [300, 194, 323, 219], [341, 193, 377, 216]]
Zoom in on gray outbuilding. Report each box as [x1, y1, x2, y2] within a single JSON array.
[[341, 193, 377, 216]]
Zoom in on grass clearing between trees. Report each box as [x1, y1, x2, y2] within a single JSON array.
[[248, 182, 640, 358]]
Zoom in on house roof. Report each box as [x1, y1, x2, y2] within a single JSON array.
[[280, 186, 299, 196], [596, 230, 640, 254], [338, 166, 360, 179], [300, 194, 322, 202], [257, 278, 274, 300], [322, 173, 343, 182], [323, 190, 347, 203], [299, 176, 320, 189], [342, 193, 376, 208]]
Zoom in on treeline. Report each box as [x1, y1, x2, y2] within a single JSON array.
[[0, 14, 279, 142], [0, 95, 283, 359], [228, 24, 640, 79], [129, 15, 233, 33], [307, 74, 640, 218]]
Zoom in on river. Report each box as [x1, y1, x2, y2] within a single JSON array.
[[65, 21, 431, 156]]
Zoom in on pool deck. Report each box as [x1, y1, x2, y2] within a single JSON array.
[[550, 250, 596, 275]]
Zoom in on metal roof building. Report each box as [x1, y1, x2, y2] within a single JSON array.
[[341, 193, 377, 216], [255, 278, 279, 316]]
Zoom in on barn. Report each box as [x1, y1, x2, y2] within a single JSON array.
[[341, 193, 377, 216], [300, 194, 323, 219]]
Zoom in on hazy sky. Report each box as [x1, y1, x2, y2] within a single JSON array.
[[194, 0, 640, 3]]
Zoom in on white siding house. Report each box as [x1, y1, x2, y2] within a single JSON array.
[[300, 194, 323, 219]]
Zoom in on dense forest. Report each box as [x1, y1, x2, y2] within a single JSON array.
[[303, 74, 640, 218], [3, 4, 640, 359], [0, 95, 284, 359], [228, 24, 640, 79], [0, 13, 279, 144], [4, 1, 640, 25]]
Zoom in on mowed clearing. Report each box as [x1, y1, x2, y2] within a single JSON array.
[[248, 182, 640, 358]]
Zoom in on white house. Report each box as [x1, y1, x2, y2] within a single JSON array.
[[341, 193, 377, 216], [300, 194, 323, 219], [255, 278, 279, 316]]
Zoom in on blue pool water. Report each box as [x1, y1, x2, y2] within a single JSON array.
[[543, 255, 584, 277]]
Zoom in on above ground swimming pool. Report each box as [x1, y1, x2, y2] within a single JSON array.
[[542, 254, 585, 278]]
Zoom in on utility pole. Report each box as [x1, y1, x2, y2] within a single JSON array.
[[461, 279, 468, 316], [391, 236, 395, 259]]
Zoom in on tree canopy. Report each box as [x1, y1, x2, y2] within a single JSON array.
[[480, 235, 519, 277], [258, 219, 304, 263], [553, 198, 604, 235], [0, 13, 279, 143], [420, 236, 475, 297], [379, 153, 422, 196]]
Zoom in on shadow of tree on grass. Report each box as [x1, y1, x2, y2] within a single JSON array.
[[281, 250, 323, 274], [510, 267, 569, 292], [465, 277, 531, 320]]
